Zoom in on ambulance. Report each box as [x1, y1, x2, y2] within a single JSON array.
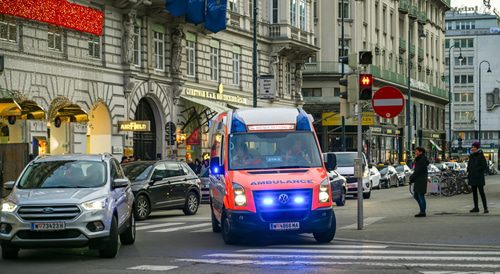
[[208, 108, 337, 244]]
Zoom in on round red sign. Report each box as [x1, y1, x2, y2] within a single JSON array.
[[372, 86, 405, 119]]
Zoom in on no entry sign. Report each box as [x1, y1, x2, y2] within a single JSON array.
[[372, 86, 405, 119]]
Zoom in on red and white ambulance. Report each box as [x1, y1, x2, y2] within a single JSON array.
[[208, 108, 336, 244]]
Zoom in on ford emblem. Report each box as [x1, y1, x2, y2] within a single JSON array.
[[42, 207, 54, 214]]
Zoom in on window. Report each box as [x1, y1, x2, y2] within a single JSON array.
[[302, 88, 322, 97], [232, 48, 241, 85], [445, 39, 449, 48], [382, 6, 387, 33], [48, 27, 62, 51], [334, 87, 340, 97], [454, 92, 474, 102], [88, 36, 100, 58], [248, 0, 254, 19], [375, 2, 380, 30], [133, 25, 141, 66], [153, 31, 164, 70], [454, 74, 474, 84], [454, 111, 474, 122], [186, 34, 196, 77], [290, 0, 297, 27], [457, 20, 475, 30], [338, 38, 350, 57], [455, 56, 473, 66], [0, 15, 17, 42], [272, 0, 279, 23], [338, 1, 349, 19], [299, 0, 306, 31], [229, 0, 238, 13], [210, 41, 220, 81]]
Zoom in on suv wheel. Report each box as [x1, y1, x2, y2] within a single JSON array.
[[120, 213, 136, 245], [1, 243, 19, 260], [336, 188, 346, 206], [363, 191, 371, 199], [134, 195, 150, 221], [99, 216, 119, 258], [183, 191, 199, 216], [313, 211, 337, 243]]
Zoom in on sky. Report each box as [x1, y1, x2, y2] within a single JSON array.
[[451, 0, 500, 11]]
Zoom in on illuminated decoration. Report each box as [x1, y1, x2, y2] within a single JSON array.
[[0, 0, 104, 36]]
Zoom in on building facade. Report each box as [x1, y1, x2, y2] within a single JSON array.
[[303, 0, 450, 164], [0, 0, 317, 171], [444, 7, 500, 167]]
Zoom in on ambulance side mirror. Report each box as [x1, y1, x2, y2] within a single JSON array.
[[324, 153, 337, 171], [210, 157, 224, 176]]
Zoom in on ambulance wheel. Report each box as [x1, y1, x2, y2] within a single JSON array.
[[221, 210, 238, 245], [313, 211, 336, 243], [211, 205, 221, 233]]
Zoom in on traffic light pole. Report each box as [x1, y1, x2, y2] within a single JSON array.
[[252, 0, 257, 108], [406, 23, 412, 166], [341, 0, 345, 152], [356, 101, 364, 230]]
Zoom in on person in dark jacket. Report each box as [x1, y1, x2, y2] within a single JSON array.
[[409, 147, 429, 217], [467, 142, 488, 213]]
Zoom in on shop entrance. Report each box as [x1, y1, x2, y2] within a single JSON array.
[[134, 98, 157, 160], [87, 102, 112, 154]]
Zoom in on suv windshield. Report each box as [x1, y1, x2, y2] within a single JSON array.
[[18, 160, 107, 189], [335, 153, 358, 167], [122, 162, 153, 181], [228, 131, 322, 170], [395, 165, 405, 172]]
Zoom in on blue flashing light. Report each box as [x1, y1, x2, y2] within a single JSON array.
[[294, 196, 305, 204], [231, 112, 247, 133], [263, 197, 274, 206], [211, 166, 221, 175], [296, 109, 311, 131]]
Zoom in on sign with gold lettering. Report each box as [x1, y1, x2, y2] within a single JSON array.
[[322, 112, 375, 126], [183, 87, 249, 105], [118, 121, 151, 132]]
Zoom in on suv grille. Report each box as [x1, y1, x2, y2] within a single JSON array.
[[17, 205, 81, 221], [253, 189, 311, 222]]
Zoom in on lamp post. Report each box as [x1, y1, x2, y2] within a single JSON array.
[[448, 45, 463, 157], [478, 60, 492, 144]]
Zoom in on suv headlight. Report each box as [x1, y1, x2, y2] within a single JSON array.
[[319, 179, 330, 203], [81, 197, 108, 211], [1, 201, 17, 212], [233, 183, 247, 206]]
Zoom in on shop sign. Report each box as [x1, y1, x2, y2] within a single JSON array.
[[431, 133, 441, 139], [369, 127, 382, 133], [184, 87, 248, 105], [112, 146, 123, 154], [118, 121, 150, 131], [322, 112, 375, 126], [385, 129, 394, 135]]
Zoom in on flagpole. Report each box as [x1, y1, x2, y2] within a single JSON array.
[[252, 0, 258, 108]]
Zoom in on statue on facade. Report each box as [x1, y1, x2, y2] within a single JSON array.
[[171, 26, 185, 75], [294, 63, 304, 101], [122, 11, 136, 65]]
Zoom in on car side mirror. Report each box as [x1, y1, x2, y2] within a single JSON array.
[[113, 178, 130, 188], [4, 181, 15, 190], [210, 157, 225, 176], [151, 174, 163, 183], [325, 153, 337, 171]]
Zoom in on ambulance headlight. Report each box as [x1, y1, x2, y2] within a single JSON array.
[[319, 179, 330, 203], [233, 183, 247, 206]]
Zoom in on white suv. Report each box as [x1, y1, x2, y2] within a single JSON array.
[[0, 154, 135, 259]]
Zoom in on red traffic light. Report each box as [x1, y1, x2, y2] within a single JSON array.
[[359, 74, 373, 87]]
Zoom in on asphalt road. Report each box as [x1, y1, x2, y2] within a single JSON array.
[[1, 175, 499, 273]]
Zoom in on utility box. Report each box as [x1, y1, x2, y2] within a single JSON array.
[[354, 158, 364, 178]]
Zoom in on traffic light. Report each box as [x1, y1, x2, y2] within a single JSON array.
[[347, 74, 358, 103], [339, 53, 359, 69], [339, 76, 348, 99], [359, 73, 373, 100], [359, 51, 373, 65]]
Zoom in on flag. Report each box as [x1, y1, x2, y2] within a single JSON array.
[[186, 128, 200, 145], [186, 0, 205, 25], [205, 0, 227, 33], [166, 0, 188, 17]]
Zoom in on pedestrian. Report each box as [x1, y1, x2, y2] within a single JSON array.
[[194, 158, 202, 174], [467, 142, 488, 213], [121, 156, 128, 164], [409, 147, 429, 217]]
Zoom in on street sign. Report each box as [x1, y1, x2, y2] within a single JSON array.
[[258, 75, 276, 99], [372, 86, 405, 119]]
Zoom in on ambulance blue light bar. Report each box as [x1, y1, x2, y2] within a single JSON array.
[[231, 112, 247, 133], [296, 109, 311, 131]]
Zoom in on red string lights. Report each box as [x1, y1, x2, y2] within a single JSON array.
[[0, 0, 104, 36]]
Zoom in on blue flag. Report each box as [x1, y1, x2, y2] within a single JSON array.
[[166, 0, 188, 17], [186, 0, 205, 25], [205, 0, 227, 33]]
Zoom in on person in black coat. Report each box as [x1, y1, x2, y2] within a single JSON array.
[[467, 142, 488, 213], [409, 147, 429, 217]]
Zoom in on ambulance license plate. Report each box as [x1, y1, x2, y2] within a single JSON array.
[[269, 222, 300, 231]]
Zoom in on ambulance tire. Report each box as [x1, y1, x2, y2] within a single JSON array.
[[211, 205, 221, 233], [221, 210, 238, 245], [313, 211, 336, 243]]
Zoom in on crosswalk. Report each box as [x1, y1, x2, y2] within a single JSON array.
[[176, 244, 500, 271], [136, 218, 212, 233]]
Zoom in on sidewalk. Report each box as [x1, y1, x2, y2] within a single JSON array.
[[336, 175, 500, 248]]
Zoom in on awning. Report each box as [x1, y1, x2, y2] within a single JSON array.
[[0, 97, 46, 120], [180, 95, 230, 113], [55, 104, 89, 123], [429, 139, 442, 151], [0, 98, 22, 117]]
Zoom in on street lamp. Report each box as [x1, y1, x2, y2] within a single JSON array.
[[478, 60, 492, 144], [448, 45, 463, 157]]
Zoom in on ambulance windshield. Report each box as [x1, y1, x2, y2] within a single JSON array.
[[228, 132, 323, 170]]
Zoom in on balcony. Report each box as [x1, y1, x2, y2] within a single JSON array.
[[399, 0, 409, 13], [410, 45, 416, 57], [399, 38, 406, 53], [409, 5, 418, 18], [418, 11, 427, 24], [268, 24, 312, 45], [229, 12, 241, 29]]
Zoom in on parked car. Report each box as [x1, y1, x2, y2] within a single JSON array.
[[323, 153, 347, 206], [434, 163, 448, 171], [445, 162, 461, 172], [333, 152, 372, 199], [395, 164, 412, 186], [427, 164, 441, 174], [0, 154, 135, 259], [369, 166, 381, 189], [378, 165, 399, 188], [122, 160, 201, 220], [198, 168, 210, 203]]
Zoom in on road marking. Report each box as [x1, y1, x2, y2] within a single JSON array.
[[271, 245, 388, 249], [150, 223, 211, 233], [237, 249, 500, 256], [192, 228, 213, 233], [420, 272, 497, 274], [148, 217, 210, 222], [136, 223, 185, 231], [176, 259, 500, 269], [127, 265, 178, 271], [205, 253, 500, 262], [340, 217, 385, 230], [135, 222, 150, 226]]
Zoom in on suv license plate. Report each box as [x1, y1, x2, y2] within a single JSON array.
[[270, 222, 300, 231], [31, 222, 66, 231]]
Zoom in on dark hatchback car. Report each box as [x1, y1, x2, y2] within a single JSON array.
[[122, 161, 202, 220]]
